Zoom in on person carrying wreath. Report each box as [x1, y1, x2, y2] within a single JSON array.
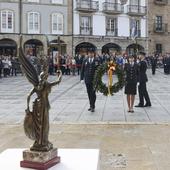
[[124, 55, 138, 113], [80, 50, 100, 112]]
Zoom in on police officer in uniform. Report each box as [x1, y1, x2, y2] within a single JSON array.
[[81, 50, 99, 112], [135, 52, 151, 107], [124, 55, 138, 113]]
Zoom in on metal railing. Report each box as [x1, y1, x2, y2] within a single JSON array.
[[103, 2, 123, 14], [154, 0, 168, 5], [76, 0, 99, 12], [80, 27, 92, 35], [154, 23, 167, 33], [106, 28, 118, 36], [127, 5, 147, 15]]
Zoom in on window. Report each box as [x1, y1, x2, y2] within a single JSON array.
[[1, 10, 14, 33], [52, 13, 64, 34], [156, 44, 162, 54], [106, 18, 117, 36], [130, 19, 140, 37], [28, 12, 40, 34], [80, 16, 92, 35], [155, 16, 163, 31], [27, 0, 39, 2], [52, 0, 63, 4]]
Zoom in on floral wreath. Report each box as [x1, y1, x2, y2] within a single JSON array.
[[93, 61, 125, 96]]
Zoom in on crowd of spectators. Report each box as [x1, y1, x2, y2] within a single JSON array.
[[0, 52, 170, 79], [0, 55, 21, 78]]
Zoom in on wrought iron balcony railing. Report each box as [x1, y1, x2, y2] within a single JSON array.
[[80, 26, 92, 35], [106, 28, 118, 36], [154, 0, 168, 5], [76, 1, 99, 12], [154, 23, 167, 33], [103, 2, 123, 14], [127, 5, 147, 16]]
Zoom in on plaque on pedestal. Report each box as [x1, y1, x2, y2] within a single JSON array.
[[20, 148, 60, 170]]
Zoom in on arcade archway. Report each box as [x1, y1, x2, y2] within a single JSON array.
[[0, 38, 17, 56], [126, 44, 144, 55], [24, 39, 43, 56], [49, 39, 66, 56], [102, 43, 122, 54], [75, 42, 97, 55]]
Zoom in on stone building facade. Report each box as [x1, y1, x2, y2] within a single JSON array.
[[73, 0, 148, 56], [148, 0, 170, 54], [0, 0, 73, 56]]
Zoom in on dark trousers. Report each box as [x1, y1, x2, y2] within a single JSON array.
[[3, 68, 8, 77], [86, 83, 96, 109], [0, 68, 2, 78], [138, 83, 151, 106], [11, 68, 17, 76], [152, 65, 156, 75]]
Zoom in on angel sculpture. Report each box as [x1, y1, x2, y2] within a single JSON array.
[[19, 48, 62, 152]]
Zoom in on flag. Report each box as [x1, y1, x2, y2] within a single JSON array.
[[131, 19, 137, 40]]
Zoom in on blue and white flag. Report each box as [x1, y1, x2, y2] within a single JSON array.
[[131, 20, 137, 40]]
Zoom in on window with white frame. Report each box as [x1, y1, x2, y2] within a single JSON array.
[[80, 16, 92, 35], [28, 12, 40, 34], [52, 0, 63, 4], [52, 13, 64, 34], [106, 17, 117, 36], [1, 10, 14, 33], [27, 0, 39, 2]]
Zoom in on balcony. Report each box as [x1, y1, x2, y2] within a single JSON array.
[[154, 0, 168, 5], [154, 23, 167, 33], [127, 5, 147, 16], [80, 27, 92, 35], [106, 28, 118, 36], [76, 1, 99, 12], [102, 2, 123, 14], [130, 29, 141, 38]]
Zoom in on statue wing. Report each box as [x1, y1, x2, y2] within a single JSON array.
[[19, 48, 39, 87]]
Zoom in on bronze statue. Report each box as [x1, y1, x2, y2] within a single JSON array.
[[19, 48, 62, 152]]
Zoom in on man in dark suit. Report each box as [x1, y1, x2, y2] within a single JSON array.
[[75, 54, 83, 75], [150, 55, 157, 75], [135, 52, 151, 107], [81, 50, 100, 112]]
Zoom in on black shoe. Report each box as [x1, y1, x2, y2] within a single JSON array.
[[88, 108, 92, 111], [135, 104, 144, 107], [144, 103, 151, 107], [91, 108, 95, 112]]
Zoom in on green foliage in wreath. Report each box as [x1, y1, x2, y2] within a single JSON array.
[[93, 63, 125, 96]]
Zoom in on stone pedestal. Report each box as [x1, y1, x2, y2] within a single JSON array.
[[0, 148, 100, 170], [20, 148, 60, 170]]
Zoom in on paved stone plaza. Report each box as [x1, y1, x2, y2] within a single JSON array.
[[0, 68, 170, 124], [1, 68, 170, 170]]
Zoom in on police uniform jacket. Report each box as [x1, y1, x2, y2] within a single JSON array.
[[138, 60, 148, 83], [81, 57, 99, 84], [124, 63, 138, 84]]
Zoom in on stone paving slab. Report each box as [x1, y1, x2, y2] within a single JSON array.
[[0, 69, 170, 124], [0, 124, 170, 170]]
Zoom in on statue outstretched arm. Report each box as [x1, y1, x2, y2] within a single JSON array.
[[26, 88, 35, 112], [50, 70, 62, 87]]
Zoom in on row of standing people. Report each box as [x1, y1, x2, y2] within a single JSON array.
[[80, 51, 151, 113], [0, 55, 20, 78], [149, 54, 170, 75]]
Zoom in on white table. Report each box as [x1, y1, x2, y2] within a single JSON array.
[[0, 149, 100, 170]]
